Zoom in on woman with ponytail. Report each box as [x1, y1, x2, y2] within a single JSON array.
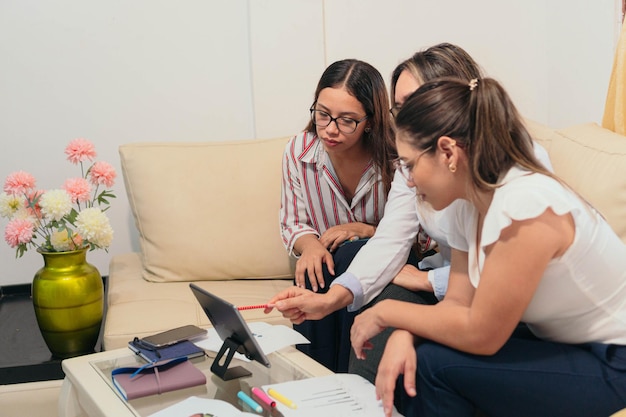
[[350, 77, 626, 417]]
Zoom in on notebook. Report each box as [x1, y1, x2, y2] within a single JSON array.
[[112, 357, 207, 401], [128, 339, 205, 363]]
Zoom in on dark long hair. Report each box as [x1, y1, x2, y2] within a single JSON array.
[[306, 59, 396, 193]]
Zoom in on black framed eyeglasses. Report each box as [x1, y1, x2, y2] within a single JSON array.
[[310, 108, 368, 134], [392, 146, 433, 181]]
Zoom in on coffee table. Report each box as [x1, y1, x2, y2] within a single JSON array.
[[58, 346, 332, 417]]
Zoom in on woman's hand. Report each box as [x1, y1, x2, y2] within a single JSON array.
[[392, 264, 433, 292], [350, 301, 388, 360], [293, 236, 334, 292], [319, 222, 376, 252], [375, 330, 418, 417], [265, 286, 336, 324]]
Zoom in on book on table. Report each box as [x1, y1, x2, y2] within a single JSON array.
[[128, 338, 206, 363], [111, 357, 207, 401]]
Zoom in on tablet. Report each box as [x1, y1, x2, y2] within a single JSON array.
[[189, 283, 270, 380]]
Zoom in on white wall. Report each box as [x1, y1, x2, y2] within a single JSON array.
[[0, 0, 620, 285]]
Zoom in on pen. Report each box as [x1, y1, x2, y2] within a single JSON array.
[[238, 390, 263, 413], [251, 386, 276, 408], [267, 388, 297, 409], [237, 304, 269, 311]]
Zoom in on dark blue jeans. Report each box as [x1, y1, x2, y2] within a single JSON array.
[[412, 325, 626, 417], [293, 239, 369, 373]]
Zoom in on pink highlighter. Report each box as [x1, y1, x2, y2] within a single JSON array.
[[251, 387, 276, 408]]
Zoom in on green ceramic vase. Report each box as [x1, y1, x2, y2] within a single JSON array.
[[32, 248, 104, 358]]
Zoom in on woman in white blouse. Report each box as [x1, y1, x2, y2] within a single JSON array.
[[351, 77, 626, 417]]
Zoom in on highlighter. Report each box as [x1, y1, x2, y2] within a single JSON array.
[[237, 390, 263, 413], [251, 386, 276, 408], [267, 388, 297, 409]]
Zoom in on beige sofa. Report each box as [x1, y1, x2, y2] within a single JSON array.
[[102, 122, 626, 350]]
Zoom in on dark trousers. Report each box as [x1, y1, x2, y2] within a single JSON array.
[[293, 239, 369, 373], [412, 324, 626, 417], [347, 277, 438, 417], [348, 283, 438, 384]]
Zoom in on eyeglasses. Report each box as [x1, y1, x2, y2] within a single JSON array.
[[310, 108, 368, 134], [392, 146, 433, 181]]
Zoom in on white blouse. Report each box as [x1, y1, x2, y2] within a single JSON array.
[[443, 166, 626, 345]]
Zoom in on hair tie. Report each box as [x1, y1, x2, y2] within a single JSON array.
[[469, 78, 479, 91]]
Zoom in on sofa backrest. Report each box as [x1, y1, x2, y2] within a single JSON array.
[[119, 137, 295, 283], [526, 120, 626, 244]]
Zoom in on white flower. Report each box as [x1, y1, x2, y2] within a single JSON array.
[[75, 208, 113, 249], [0, 192, 21, 219], [39, 189, 72, 221], [2, 139, 117, 257], [50, 230, 79, 252]]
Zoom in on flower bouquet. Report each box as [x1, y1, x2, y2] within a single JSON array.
[[1, 138, 116, 257]]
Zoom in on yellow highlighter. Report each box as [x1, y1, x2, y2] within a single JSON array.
[[267, 388, 297, 409]]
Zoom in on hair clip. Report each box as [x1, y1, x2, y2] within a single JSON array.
[[469, 78, 479, 91]]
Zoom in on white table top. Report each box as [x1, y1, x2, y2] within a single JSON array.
[[59, 346, 332, 417]]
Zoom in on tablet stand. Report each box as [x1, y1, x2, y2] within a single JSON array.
[[210, 337, 252, 380]]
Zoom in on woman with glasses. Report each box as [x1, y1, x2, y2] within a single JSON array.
[[278, 59, 396, 372], [351, 77, 626, 417], [273, 45, 491, 375], [271, 44, 553, 383]]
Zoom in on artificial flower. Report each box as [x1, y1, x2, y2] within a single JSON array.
[[50, 230, 82, 252], [0, 192, 21, 218], [1, 138, 116, 257], [75, 207, 113, 248], [4, 171, 36, 195], [39, 189, 73, 222], [89, 161, 116, 188], [4, 218, 34, 248], [65, 138, 96, 164], [63, 177, 92, 203]]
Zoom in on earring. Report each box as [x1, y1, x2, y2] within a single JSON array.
[[449, 164, 457, 173], [364, 127, 371, 133]]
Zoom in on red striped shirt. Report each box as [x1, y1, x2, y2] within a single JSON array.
[[280, 131, 387, 255]]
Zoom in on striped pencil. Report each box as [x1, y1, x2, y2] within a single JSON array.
[[237, 304, 269, 311]]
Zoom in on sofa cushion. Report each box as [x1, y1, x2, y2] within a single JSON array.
[[103, 253, 293, 349], [536, 123, 626, 244], [119, 138, 295, 282], [551, 123, 626, 244], [524, 118, 564, 153]]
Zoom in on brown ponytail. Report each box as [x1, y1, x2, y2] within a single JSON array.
[[396, 77, 549, 192]]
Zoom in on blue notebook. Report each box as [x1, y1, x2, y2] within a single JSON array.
[[128, 339, 205, 363]]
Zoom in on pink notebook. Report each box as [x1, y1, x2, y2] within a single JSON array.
[[112, 357, 206, 400]]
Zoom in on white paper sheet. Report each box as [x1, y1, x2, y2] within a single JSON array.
[[148, 396, 258, 417], [261, 373, 403, 417], [193, 322, 310, 362]]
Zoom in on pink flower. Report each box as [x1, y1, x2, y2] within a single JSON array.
[[4, 218, 34, 247], [65, 138, 96, 164], [63, 178, 92, 203], [4, 171, 36, 196], [89, 161, 116, 188]]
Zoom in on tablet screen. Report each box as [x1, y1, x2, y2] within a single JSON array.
[[189, 283, 270, 369]]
